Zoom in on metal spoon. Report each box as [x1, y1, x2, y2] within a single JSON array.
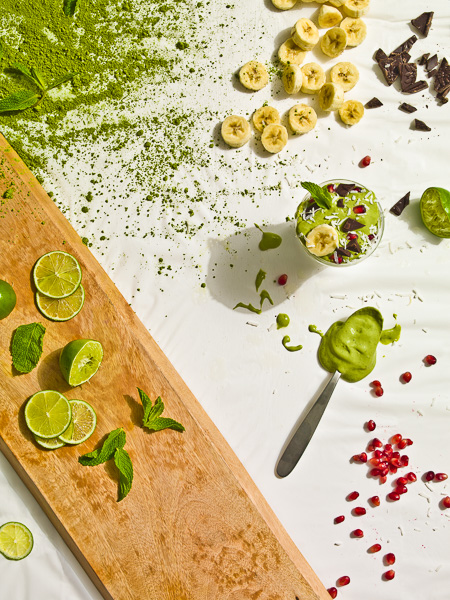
[[276, 370, 341, 478]]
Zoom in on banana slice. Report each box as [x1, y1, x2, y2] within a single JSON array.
[[253, 106, 281, 132], [271, 0, 297, 9], [340, 17, 367, 46], [301, 63, 326, 94], [305, 225, 339, 257], [329, 62, 359, 91], [320, 27, 347, 58], [318, 82, 345, 111], [278, 38, 307, 66], [328, 0, 345, 6], [318, 5, 343, 28], [338, 100, 364, 125], [282, 64, 303, 94], [343, 0, 370, 18], [261, 124, 288, 153], [289, 104, 317, 134], [292, 18, 319, 51], [239, 61, 269, 91], [221, 116, 251, 148]]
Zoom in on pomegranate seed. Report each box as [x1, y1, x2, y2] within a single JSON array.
[[374, 386, 384, 397], [373, 438, 383, 448], [395, 485, 408, 495], [406, 472, 417, 482], [442, 496, 450, 509], [369, 543, 382, 553], [390, 458, 400, 468], [370, 458, 381, 467], [327, 588, 338, 599], [385, 553, 396, 565], [337, 576, 350, 587], [353, 205, 366, 214], [391, 434, 402, 444], [353, 507, 366, 516], [388, 492, 400, 501], [334, 515, 345, 524], [354, 186, 362, 192], [379, 461, 389, 469], [404, 438, 413, 446], [347, 491, 359, 501], [371, 380, 381, 387], [379, 475, 387, 484], [327, 184, 335, 193], [397, 439, 407, 450], [367, 443, 375, 452], [366, 419, 376, 431], [370, 468, 381, 477], [356, 452, 368, 463], [396, 477, 408, 486], [401, 371, 412, 383], [347, 232, 358, 240], [380, 467, 390, 477], [360, 155, 371, 167], [400, 455, 409, 466], [384, 569, 395, 581], [352, 529, 364, 538], [425, 471, 435, 481], [384, 443, 393, 453], [374, 450, 385, 459], [435, 473, 448, 481], [370, 496, 381, 507], [391, 451, 400, 459], [277, 274, 288, 286], [368, 234, 375, 240], [424, 354, 437, 365]]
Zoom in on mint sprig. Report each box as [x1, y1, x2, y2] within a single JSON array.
[[301, 181, 333, 210], [11, 322, 46, 373], [138, 388, 185, 433]]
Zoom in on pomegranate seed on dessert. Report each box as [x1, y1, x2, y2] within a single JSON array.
[[396, 477, 408, 486], [388, 492, 400, 501], [397, 439, 407, 450], [424, 354, 437, 365], [442, 496, 450, 509], [391, 434, 402, 444], [384, 569, 395, 581], [353, 205, 366, 214], [366, 419, 376, 431], [425, 471, 435, 481], [395, 485, 408, 495], [373, 438, 383, 448], [401, 371, 412, 383], [327, 184, 335, 193], [354, 187, 362, 192], [328, 587, 338, 599], [337, 576, 350, 587], [368, 234, 375, 240], [385, 553, 396, 565], [277, 274, 288, 286], [406, 472, 417, 482], [347, 491, 359, 501], [374, 386, 384, 397], [400, 455, 409, 466], [360, 155, 371, 167], [369, 543, 382, 553], [370, 468, 381, 477], [435, 473, 448, 481], [334, 515, 345, 524], [347, 232, 358, 240], [353, 507, 366, 516], [370, 495, 380, 506], [352, 529, 364, 538]]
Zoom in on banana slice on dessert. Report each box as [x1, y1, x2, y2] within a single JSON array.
[[278, 38, 307, 66], [289, 104, 317, 134], [320, 27, 348, 58], [292, 18, 319, 51], [338, 100, 364, 125], [282, 64, 303, 94], [340, 17, 367, 46], [271, 0, 297, 9], [301, 62, 326, 94], [318, 82, 345, 111], [329, 62, 359, 91], [261, 124, 288, 153], [221, 116, 251, 147], [253, 106, 281, 132], [305, 225, 339, 257], [239, 61, 269, 91], [318, 5, 343, 28], [343, 0, 370, 18]]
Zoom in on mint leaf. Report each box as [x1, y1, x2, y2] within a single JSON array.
[[0, 90, 39, 113], [78, 428, 126, 466], [137, 387, 151, 413], [11, 323, 46, 373], [114, 448, 133, 502], [301, 182, 332, 210], [63, 0, 79, 16], [138, 390, 185, 433], [46, 72, 76, 91], [31, 67, 47, 90], [0, 41, 3, 62]]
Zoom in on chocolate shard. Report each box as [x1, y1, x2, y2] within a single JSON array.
[[336, 183, 356, 197], [427, 68, 438, 78], [425, 54, 438, 72], [413, 119, 431, 132], [410, 12, 433, 37], [337, 198, 345, 208], [437, 87, 450, 99], [305, 202, 319, 215], [336, 246, 352, 257], [434, 58, 450, 94], [399, 102, 417, 113], [392, 35, 418, 55], [342, 218, 365, 233], [374, 48, 388, 63], [400, 62, 417, 91], [390, 192, 410, 216], [377, 54, 403, 85], [418, 53, 430, 66], [365, 97, 383, 109], [403, 80, 428, 94], [437, 95, 449, 105], [346, 239, 362, 254]]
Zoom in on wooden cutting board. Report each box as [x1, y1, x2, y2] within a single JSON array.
[[0, 133, 329, 600]]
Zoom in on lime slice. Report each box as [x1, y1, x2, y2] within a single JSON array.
[[59, 339, 103, 387], [33, 251, 82, 299], [0, 280, 16, 320], [24, 390, 72, 439], [36, 284, 85, 321], [58, 399, 97, 444], [34, 435, 66, 450], [0, 522, 33, 560], [420, 187, 450, 238]]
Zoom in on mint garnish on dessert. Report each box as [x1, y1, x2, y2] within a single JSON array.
[[301, 182, 333, 210]]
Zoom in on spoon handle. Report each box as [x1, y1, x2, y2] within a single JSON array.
[[276, 370, 341, 478]]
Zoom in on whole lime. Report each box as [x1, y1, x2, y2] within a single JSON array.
[[0, 280, 17, 319], [420, 187, 450, 238]]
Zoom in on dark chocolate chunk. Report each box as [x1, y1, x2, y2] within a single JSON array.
[[413, 119, 431, 132], [410, 12, 433, 37], [336, 183, 356, 197], [336, 247, 352, 257], [390, 192, 410, 216], [365, 97, 383, 109], [400, 62, 417, 91], [337, 198, 345, 208], [305, 202, 319, 215], [425, 54, 438, 72], [377, 55, 402, 85], [392, 35, 417, 56], [346, 239, 362, 254], [437, 95, 449, 105], [342, 218, 364, 233], [427, 68, 438, 78], [438, 86, 450, 99], [374, 48, 388, 63], [403, 80, 428, 94], [418, 53, 430, 65], [434, 58, 450, 94], [399, 102, 417, 113]]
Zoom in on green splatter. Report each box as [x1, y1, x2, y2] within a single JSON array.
[[276, 313, 290, 329], [282, 335, 302, 352], [308, 324, 323, 337]]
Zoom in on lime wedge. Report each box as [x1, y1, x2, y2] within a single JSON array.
[[36, 284, 85, 321], [24, 390, 72, 439], [33, 251, 82, 299], [58, 399, 97, 444], [0, 280, 16, 320], [59, 339, 103, 386], [34, 435, 66, 449], [0, 522, 33, 560], [420, 187, 450, 238]]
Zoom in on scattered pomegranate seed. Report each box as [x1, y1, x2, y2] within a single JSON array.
[[277, 274, 288, 286], [359, 452, 367, 462], [384, 443, 393, 454], [374, 386, 384, 397], [391, 451, 400, 459], [384, 569, 396, 581], [406, 472, 417, 482], [352, 529, 364, 538], [360, 155, 371, 167], [442, 496, 450, 509], [435, 473, 448, 481], [370, 468, 381, 477], [366, 419, 376, 431], [327, 587, 338, 599], [370, 496, 380, 506], [353, 507, 366, 516], [353, 205, 366, 214], [367, 443, 375, 452], [385, 553, 396, 565], [391, 434, 402, 444], [395, 485, 408, 495], [388, 492, 400, 501], [400, 455, 409, 466], [379, 475, 387, 484], [425, 471, 435, 481], [401, 371, 412, 383], [337, 576, 350, 587], [371, 380, 381, 387], [347, 491, 359, 501], [370, 458, 380, 467], [334, 515, 345, 524], [424, 354, 437, 365], [396, 477, 408, 486], [369, 543, 382, 553], [397, 439, 407, 450], [373, 438, 383, 448], [404, 438, 413, 446], [327, 184, 335, 193], [390, 458, 400, 468]]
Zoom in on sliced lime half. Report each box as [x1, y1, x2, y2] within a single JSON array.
[[34, 435, 66, 450], [33, 251, 82, 299], [0, 522, 33, 560], [59, 339, 103, 387], [58, 399, 97, 444], [24, 390, 72, 439], [36, 284, 85, 321], [420, 187, 450, 238]]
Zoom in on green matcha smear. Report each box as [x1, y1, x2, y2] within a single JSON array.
[[380, 323, 401, 345], [276, 313, 290, 329], [282, 335, 302, 352], [308, 324, 323, 337], [255, 224, 282, 251]]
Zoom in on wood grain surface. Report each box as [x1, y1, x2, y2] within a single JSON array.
[[0, 134, 330, 600]]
